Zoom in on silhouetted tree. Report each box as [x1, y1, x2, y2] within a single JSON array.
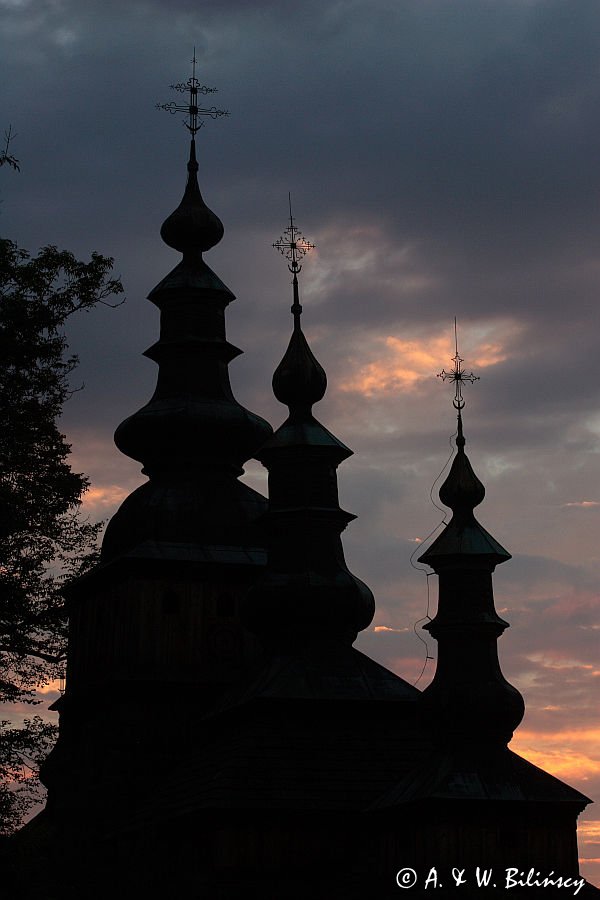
[[0, 716, 56, 834], [0, 238, 123, 831], [0, 127, 20, 172]]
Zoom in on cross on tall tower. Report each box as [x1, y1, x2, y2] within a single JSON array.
[[156, 49, 229, 134], [437, 318, 479, 411]]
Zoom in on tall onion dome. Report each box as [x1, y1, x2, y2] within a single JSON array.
[[102, 114, 272, 561], [418, 346, 524, 747], [241, 203, 374, 647]]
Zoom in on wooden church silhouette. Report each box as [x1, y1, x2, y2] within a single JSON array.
[[11, 67, 595, 900]]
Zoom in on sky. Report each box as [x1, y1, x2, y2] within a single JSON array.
[[1, 0, 599, 883]]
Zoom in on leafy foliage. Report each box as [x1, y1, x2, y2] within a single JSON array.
[[0, 717, 56, 836], [0, 238, 123, 829]]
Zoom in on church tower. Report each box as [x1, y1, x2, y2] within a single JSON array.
[[39, 62, 272, 847], [372, 343, 591, 889], [241, 201, 376, 646], [111, 205, 422, 899]]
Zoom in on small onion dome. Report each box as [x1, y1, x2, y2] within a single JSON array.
[[439, 420, 485, 517], [272, 323, 327, 413], [160, 139, 224, 254], [419, 414, 510, 565]]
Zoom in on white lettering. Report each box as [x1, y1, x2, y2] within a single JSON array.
[[424, 867, 438, 889], [476, 867, 493, 887], [452, 868, 466, 886]]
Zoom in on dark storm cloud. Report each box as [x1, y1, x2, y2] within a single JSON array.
[[4, 0, 600, 397], [6, 1, 600, 251]]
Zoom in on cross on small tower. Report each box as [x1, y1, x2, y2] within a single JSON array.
[[156, 49, 229, 134], [437, 318, 480, 411], [273, 194, 315, 321], [273, 194, 315, 274]]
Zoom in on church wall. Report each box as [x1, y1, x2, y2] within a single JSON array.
[[376, 801, 582, 880], [66, 569, 263, 691]]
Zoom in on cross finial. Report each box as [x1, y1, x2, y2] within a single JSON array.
[[273, 194, 315, 275], [156, 49, 229, 135], [437, 318, 480, 411], [273, 194, 315, 323]]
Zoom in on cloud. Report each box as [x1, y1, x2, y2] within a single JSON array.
[[82, 484, 130, 514], [563, 500, 600, 508], [373, 625, 410, 634], [512, 727, 600, 784]]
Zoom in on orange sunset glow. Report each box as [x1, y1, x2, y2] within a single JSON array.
[[338, 321, 521, 397], [81, 484, 129, 512], [511, 729, 600, 783], [511, 731, 600, 886]]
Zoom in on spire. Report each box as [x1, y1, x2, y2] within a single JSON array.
[[417, 326, 523, 746], [241, 201, 374, 646], [102, 60, 272, 561], [420, 408, 510, 562], [272, 193, 315, 322], [420, 327, 508, 563], [155, 52, 229, 256], [160, 138, 224, 254], [271, 195, 324, 415], [438, 411, 484, 514]]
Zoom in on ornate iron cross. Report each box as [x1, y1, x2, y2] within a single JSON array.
[[437, 318, 479, 410], [273, 194, 315, 275], [156, 49, 229, 135]]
